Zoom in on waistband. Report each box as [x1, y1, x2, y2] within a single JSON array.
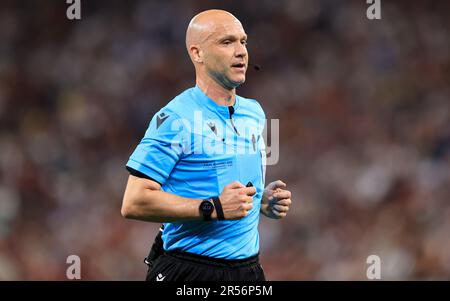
[[165, 250, 260, 268]]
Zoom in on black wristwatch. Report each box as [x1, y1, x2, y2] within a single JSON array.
[[199, 199, 214, 221]]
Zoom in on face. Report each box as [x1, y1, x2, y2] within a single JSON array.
[[202, 21, 249, 89]]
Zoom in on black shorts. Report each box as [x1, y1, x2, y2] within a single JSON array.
[[146, 250, 266, 281]]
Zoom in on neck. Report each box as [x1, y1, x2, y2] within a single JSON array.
[[196, 75, 235, 106]]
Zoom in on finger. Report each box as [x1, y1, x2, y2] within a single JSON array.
[[273, 204, 289, 213], [227, 181, 245, 189], [271, 210, 287, 218], [272, 198, 291, 206], [242, 195, 253, 203], [272, 180, 286, 189], [243, 202, 253, 211], [273, 190, 291, 200], [266, 180, 285, 191], [241, 186, 256, 196]]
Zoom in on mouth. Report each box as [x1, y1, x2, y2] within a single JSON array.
[[231, 62, 246, 71]]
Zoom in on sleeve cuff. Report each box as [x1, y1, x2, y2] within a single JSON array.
[[125, 159, 166, 186]]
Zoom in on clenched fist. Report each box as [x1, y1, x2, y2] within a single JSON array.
[[217, 181, 256, 220], [261, 180, 292, 219]]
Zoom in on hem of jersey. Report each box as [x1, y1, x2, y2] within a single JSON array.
[[164, 245, 260, 260]]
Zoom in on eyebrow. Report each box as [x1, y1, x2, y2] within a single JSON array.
[[217, 34, 248, 42]]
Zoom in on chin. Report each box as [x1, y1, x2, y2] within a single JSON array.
[[229, 79, 245, 89], [232, 76, 246, 86]]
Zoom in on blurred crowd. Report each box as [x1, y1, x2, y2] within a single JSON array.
[[0, 0, 449, 280]]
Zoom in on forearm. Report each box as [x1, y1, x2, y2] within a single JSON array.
[[122, 176, 215, 223]]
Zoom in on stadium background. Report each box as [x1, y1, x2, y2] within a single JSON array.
[[0, 0, 449, 280]]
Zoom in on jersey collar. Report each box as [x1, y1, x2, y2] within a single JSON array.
[[193, 85, 240, 117]]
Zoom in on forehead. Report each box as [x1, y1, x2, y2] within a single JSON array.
[[209, 19, 247, 40]]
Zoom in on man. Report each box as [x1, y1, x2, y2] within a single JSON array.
[[122, 9, 292, 281]]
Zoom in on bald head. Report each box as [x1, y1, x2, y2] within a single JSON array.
[[186, 10, 244, 60], [185, 9, 249, 90]]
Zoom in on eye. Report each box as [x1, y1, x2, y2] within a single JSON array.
[[241, 40, 248, 46], [222, 40, 232, 45]]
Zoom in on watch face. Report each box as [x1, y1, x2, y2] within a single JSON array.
[[201, 201, 214, 214]]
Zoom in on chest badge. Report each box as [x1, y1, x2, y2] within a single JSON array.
[[207, 121, 217, 135]]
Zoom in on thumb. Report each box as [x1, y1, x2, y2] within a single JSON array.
[[269, 180, 286, 190]]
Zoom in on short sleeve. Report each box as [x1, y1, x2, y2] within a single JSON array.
[[126, 109, 188, 186]]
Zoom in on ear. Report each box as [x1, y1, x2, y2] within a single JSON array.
[[190, 45, 203, 64]]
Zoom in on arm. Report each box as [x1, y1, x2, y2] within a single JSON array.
[[121, 175, 208, 222], [121, 176, 256, 223]]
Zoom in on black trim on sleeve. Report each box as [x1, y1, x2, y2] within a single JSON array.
[[126, 166, 162, 186]]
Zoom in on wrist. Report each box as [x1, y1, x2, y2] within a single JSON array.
[[204, 198, 218, 220], [260, 203, 270, 217], [198, 197, 225, 221], [211, 196, 225, 220], [211, 203, 218, 220], [199, 199, 215, 221]]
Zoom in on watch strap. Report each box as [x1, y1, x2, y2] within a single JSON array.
[[212, 196, 225, 221]]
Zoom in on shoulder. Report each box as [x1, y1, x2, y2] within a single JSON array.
[[161, 87, 198, 119], [237, 95, 265, 120], [144, 88, 198, 135]]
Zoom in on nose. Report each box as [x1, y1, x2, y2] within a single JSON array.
[[235, 42, 247, 59]]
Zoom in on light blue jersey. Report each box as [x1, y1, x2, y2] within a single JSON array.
[[126, 86, 266, 259]]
